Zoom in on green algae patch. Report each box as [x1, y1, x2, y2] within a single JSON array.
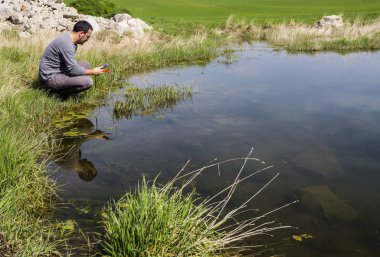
[[52, 110, 91, 129]]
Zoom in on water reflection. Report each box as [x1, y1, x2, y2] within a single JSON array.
[[54, 118, 110, 182]]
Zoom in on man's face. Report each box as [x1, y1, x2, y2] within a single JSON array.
[[78, 29, 93, 44]]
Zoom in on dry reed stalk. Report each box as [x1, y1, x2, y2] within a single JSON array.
[[264, 18, 380, 49], [169, 147, 298, 252]]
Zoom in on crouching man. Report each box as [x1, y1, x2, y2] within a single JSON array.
[[39, 20, 104, 98]]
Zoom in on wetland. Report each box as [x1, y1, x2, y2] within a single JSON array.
[[51, 43, 380, 256]]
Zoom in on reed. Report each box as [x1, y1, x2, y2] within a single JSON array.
[[219, 16, 380, 51], [113, 84, 192, 120], [102, 149, 297, 256]]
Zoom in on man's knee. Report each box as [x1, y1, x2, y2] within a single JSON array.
[[83, 76, 93, 89]]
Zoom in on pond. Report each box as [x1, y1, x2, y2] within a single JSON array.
[[50, 43, 380, 256]]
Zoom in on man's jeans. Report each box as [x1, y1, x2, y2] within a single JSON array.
[[42, 61, 93, 96]]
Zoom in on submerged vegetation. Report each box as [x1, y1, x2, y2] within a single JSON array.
[[113, 84, 192, 119], [1, 4, 380, 255], [102, 150, 296, 256]]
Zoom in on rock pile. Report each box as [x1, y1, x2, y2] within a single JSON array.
[[317, 15, 344, 28], [0, 0, 152, 38]]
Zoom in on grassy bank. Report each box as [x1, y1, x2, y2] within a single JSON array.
[[0, 30, 60, 256], [220, 16, 380, 51], [0, 28, 223, 256]]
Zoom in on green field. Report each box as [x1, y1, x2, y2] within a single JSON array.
[[113, 0, 380, 23]]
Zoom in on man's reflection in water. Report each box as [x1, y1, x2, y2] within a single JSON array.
[[53, 118, 110, 182]]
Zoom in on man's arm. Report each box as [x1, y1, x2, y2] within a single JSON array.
[[60, 38, 104, 76], [60, 42, 86, 76]]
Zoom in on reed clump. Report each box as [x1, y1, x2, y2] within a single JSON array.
[[264, 18, 380, 51], [113, 84, 192, 120], [219, 16, 380, 51], [102, 149, 297, 256]]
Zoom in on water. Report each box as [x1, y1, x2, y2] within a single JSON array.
[[51, 44, 380, 256]]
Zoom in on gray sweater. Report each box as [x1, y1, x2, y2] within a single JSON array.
[[39, 33, 86, 82]]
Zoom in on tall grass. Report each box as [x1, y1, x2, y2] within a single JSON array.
[[220, 16, 380, 51], [0, 91, 61, 255], [113, 84, 192, 120], [0, 123, 59, 256], [102, 149, 297, 256], [0, 29, 63, 256]]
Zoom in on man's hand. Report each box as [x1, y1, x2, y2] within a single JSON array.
[[92, 67, 104, 75], [86, 67, 104, 75]]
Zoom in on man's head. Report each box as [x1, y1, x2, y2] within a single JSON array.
[[72, 20, 93, 45]]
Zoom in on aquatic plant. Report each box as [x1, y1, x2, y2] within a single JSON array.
[[102, 148, 296, 256], [113, 84, 192, 120]]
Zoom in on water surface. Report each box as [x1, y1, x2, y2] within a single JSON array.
[[51, 44, 380, 256]]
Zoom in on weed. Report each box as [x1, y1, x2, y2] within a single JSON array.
[[113, 84, 192, 120], [102, 149, 297, 256]]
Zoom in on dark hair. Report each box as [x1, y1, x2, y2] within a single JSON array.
[[76, 159, 97, 182], [73, 20, 93, 33]]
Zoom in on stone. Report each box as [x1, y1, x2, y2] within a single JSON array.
[[21, 4, 30, 12], [298, 186, 358, 222], [10, 13, 23, 25], [0, 0, 152, 39], [130, 26, 144, 38], [114, 13, 131, 23], [0, 5, 13, 21], [115, 20, 132, 35], [318, 15, 343, 28], [85, 16, 100, 33]]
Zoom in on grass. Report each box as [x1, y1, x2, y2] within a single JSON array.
[[106, 0, 380, 36], [102, 178, 218, 256], [113, 84, 193, 120], [102, 149, 297, 256], [63, 0, 380, 36], [112, 0, 380, 23], [216, 16, 380, 51], [0, 30, 62, 255]]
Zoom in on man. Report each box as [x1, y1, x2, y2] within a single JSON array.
[[39, 20, 104, 97]]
